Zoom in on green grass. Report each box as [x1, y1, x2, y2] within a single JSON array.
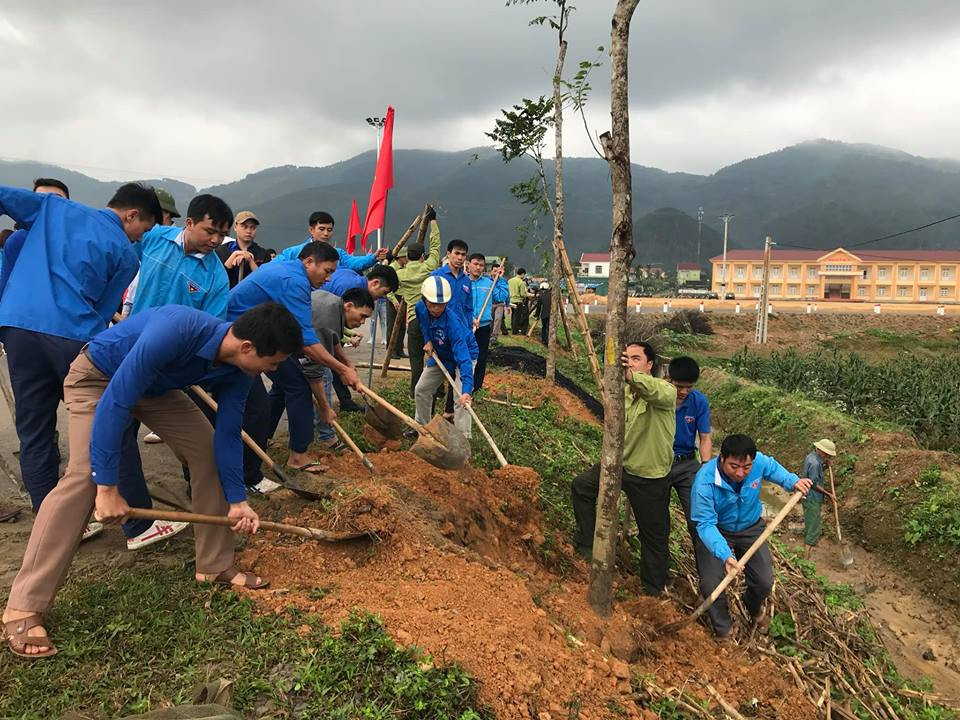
[[903, 467, 960, 549], [0, 564, 490, 719]]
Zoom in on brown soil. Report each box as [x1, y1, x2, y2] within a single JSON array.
[[482, 369, 599, 425], [239, 448, 815, 719]]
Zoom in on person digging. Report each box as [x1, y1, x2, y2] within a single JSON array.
[[690, 434, 812, 643], [2, 303, 302, 658], [803, 438, 836, 559]]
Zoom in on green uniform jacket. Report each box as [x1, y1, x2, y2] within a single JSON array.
[[392, 221, 442, 322], [508, 275, 528, 304], [622, 371, 677, 478]]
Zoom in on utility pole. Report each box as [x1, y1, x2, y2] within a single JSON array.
[[755, 235, 772, 344], [696, 206, 703, 267], [719, 213, 734, 296]]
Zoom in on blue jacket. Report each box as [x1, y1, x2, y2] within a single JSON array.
[[470, 275, 510, 326], [320, 266, 366, 297], [86, 306, 252, 503], [0, 228, 27, 299], [432, 264, 478, 357], [415, 300, 475, 395], [278, 238, 377, 272], [130, 225, 230, 319], [227, 259, 320, 346], [691, 452, 799, 561], [0, 187, 139, 342]]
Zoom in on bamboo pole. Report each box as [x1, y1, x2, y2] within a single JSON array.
[[380, 299, 407, 378]]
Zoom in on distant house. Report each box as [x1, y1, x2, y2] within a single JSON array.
[[579, 252, 610, 278], [636, 263, 667, 279], [676, 263, 702, 285]]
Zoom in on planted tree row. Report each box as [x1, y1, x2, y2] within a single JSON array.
[[726, 347, 960, 452]]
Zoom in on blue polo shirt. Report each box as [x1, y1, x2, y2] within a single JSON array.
[[0, 186, 139, 341], [130, 225, 229, 319], [86, 305, 253, 503], [432, 264, 478, 357], [0, 228, 27, 299], [415, 299, 475, 394], [674, 389, 711, 456], [278, 238, 377, 272], [227, 259, 321, 346], [320, 266, 366, 297]]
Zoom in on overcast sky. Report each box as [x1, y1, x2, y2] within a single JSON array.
[[2, 0, 959, 185]]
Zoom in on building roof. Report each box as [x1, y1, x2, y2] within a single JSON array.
[[676, 262, 701, 270], [708, 248, 960, 263], [580, 253, 610, 263]]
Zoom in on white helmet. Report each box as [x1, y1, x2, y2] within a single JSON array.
[[540, 281, 550, 289], [421, 276, 452, 303]]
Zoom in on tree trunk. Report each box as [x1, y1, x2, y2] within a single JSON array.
[[546, 38, 568, 382], [587, 0, 640, 616]]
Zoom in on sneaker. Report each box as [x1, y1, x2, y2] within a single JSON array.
[[127, 519, 189, 550], [250, 477, 283, 495], [82, 522, 104, 541], [403, 429, 419, 441], [143, 431, 163, 444]]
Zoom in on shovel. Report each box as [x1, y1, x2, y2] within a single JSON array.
[[829, 466, 855, 568], [656, 491, 804, 635], [189, 385, 329, 502], [356, 383, 470, 470], [331, 419, 376, 475], [125, 508, 370, 542], [429, 351, 508, 468]]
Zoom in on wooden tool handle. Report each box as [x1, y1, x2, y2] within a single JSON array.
[[124, 508, 362, 541], [331, 419, 375, 473], [389, 212, 424, 258], [191, 385, 276, 470], [429, 352, 508, 468], [828, 466, 843, 543], [356, 383, 424, 433], [475, 257, 505, 333]]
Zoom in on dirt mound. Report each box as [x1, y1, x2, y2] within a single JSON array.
[[483, 369, 600, 425], [240, 450, 816, 719]]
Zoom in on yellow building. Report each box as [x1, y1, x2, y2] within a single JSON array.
[[709, 248, 960, 303]]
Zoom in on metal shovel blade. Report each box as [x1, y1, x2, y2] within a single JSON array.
[[364, 402, 406, 439], [410, 415, 471, 470], [839, 542, 855, 568]]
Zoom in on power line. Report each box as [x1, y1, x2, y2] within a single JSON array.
[[770, 211, 960, 254]]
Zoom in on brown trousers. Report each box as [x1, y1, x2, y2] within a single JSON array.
[[7, 353, 235, 613]]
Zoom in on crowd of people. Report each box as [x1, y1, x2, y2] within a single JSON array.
[[0, 179, 837, 658]]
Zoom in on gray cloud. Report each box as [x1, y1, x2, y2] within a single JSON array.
[[1, 0, 959, 182]]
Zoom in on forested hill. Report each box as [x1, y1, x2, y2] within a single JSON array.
[[3, 138, 959, 270]]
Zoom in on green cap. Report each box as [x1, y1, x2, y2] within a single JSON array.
[[154, 188, 181, 218]]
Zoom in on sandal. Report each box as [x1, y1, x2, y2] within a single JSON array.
[[208, 566, 269, 590], [288, 461, 327, 475], [4, 614, 58, 659]]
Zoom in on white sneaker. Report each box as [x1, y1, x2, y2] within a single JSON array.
[[144, 431, 163, 444], [126, 519, 189, 550], [251, 477, 283, 495], [82, 522, 103, 541]]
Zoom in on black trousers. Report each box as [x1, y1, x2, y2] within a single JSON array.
[[667, 457, 701, 547], [571, 463, 671, 594], [474, 323, 492, 391], [512, 300, 529, 334], [695, 520, 774, 635], [540, 314, 551, 346]]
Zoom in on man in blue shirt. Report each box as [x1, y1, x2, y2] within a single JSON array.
[[414, 276, 475, 439], [432, 239, 477, 417], [321, 264, 399, 300], [276, 210, 388, 268], [0, 183, 159, 514], [691, 434, 812, 640], [666, 356, 713, 553], [117, 194, 234, 548], [2, 303, 303, 658], [466, 254, 509, 392], [803, 438, 836, 559], [228, 241, 354, 479]]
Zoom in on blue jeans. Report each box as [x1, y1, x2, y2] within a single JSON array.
[[313, 367, 336, 443], [117, 419, 154, 537]]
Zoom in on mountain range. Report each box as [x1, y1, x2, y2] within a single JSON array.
[[2, 138, 959, 271]]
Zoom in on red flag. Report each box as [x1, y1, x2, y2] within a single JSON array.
[[361, 106, 395, 246], [345, 198, 362, 254]]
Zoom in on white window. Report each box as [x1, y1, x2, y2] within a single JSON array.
[[897, 286, 910, 298], [752, 286, 761, 297], [787, 284, 799, 295], [789, 265, 800, 279], [940, 287, 951, 298], [594, 265, 603, 274], [825, 264, 853, 272], [942, 267, 954, 281], [876, 286, 887, 297], [736, 266, 746, 279], [771, 266, 782, 278], [752, 266, 763, 279], [807, 267, 819, 280], [919, 287, 929, 300], [920, 268, 931, 281], [898, 267, 911, 280], [806, 284, 817, 295], [716, 267, 725, 280], [857, 286, 867, 297], [878, 267, 889, 280], [735, 284, 745, 294], [770, 284, 782, 296]]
